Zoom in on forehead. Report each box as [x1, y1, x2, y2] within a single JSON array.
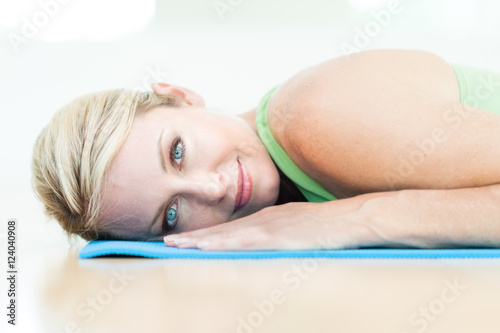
[[99, 109, 167, 238]]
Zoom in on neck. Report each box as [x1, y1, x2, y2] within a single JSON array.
[[237, 108, 258, 134], [273, 160, 307, 205], [238, 108, 306, 204]]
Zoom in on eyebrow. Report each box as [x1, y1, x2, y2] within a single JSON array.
[[147, 129, 167, 235], [158, 129, 167, 173]]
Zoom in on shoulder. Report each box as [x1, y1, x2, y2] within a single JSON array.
[[264, 56, 369, 197], [265, 49, 492, 195], [266, 48, 455, 130], [265, 50, 399, 193]]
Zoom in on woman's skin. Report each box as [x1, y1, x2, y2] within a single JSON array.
[[104, 49, 500, 249], [100, 84, 281, 240]]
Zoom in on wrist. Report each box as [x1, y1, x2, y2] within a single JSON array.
[[313, 192, 402, 249], [350, 190, 415, 248], [360, 189, 450, 248]]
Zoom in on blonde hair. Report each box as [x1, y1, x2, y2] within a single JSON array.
[[31, 89, 182, 241]]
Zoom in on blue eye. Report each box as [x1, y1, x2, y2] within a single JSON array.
[[170, 137, 186, 168], [164, 199, 179, 230], [167, 207, 177, 221], [174, 144, 183, 160], [163, 137, 186, 233]]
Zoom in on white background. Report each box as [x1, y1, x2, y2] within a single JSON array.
[[1, 0, 500, 331]]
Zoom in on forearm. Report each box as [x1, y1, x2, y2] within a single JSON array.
[[162, 183, 500, 251], [343, 184, 500, 248]]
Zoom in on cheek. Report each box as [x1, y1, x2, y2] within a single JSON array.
[[182, 205, 227, 232], [199, 113, 246, 136]]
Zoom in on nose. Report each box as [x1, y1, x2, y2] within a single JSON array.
[[174, 173, 226, 203]]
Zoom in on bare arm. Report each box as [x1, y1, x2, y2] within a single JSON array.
[[162, 184, 500, 250], [272, 49, 500, 196], [163, 49, 500, 250], [351, 184, 500, 248]]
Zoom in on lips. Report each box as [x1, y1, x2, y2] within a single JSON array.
[[234, 159, 252, 212]]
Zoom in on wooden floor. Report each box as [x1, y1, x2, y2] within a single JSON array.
[[16, 246, 500, 333]]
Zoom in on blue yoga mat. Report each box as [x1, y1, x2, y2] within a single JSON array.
[[79, 241, 500, 259]]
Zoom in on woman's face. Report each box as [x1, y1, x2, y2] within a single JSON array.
[[100, 85, 281, 240]]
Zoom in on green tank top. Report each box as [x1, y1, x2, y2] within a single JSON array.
[[255, 85, 338, 203], [449, 63, 500, 114], [256, 65, 500, 203]]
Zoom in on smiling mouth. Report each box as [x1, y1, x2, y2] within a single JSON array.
[[234, 158, 252, 213]]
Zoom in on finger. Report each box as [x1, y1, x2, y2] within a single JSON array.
[[164, 213, 263, 242], [163, 224, 239, 247], [163, 221, 236, 244], [165, 227, 245, 248], [195, 236, 326, 252], [165, 225, 259, 250], [182, 231, 270, 251]]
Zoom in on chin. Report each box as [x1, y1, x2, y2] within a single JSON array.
[[262, 180, 281, 208], [263, 168, 281, 205]]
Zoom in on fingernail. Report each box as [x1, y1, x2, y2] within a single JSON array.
[[197, 241, 210, 248], [164, 235, 179, 241], [164, 239, 176, 246], [174, 238, 190, 246]]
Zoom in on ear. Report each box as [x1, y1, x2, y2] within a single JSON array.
[[151, 83, 205, 107]]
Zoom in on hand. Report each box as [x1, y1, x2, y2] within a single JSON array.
[[163, 201, 380, 251]]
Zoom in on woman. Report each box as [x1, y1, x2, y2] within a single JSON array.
[[31, 48, 500, 251]]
